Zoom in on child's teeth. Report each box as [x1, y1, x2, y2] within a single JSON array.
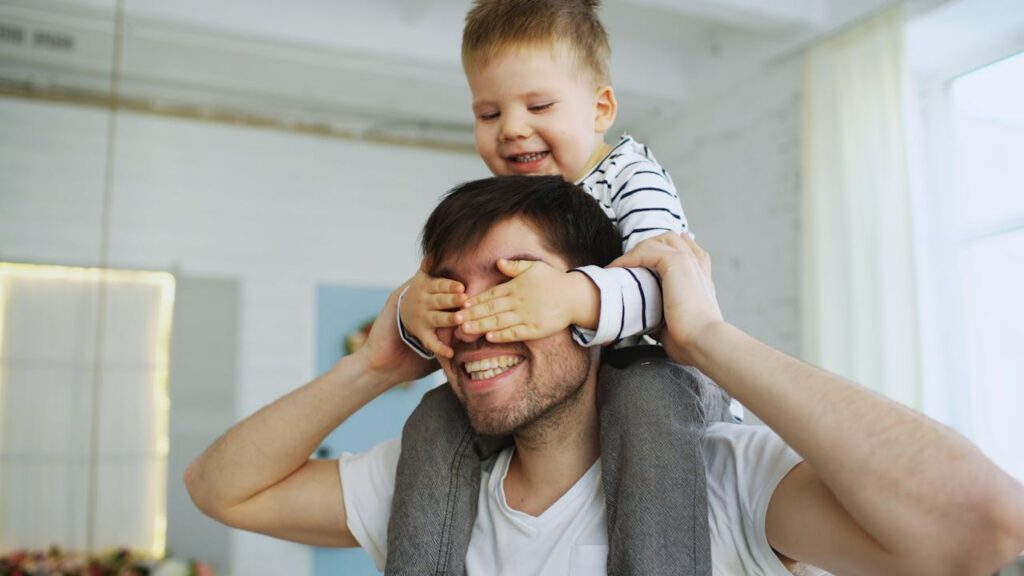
[[515, 152, 546, 162]]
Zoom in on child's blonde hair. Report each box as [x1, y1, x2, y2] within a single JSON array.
[[462, 0, 612, 87]]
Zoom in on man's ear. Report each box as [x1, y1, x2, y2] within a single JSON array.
[[594, 85, 617, 134]]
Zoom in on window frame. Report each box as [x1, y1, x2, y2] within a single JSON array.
[[907, 29, 1024, 441]]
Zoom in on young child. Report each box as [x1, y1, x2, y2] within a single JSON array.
[[388, 0, 730, 573]]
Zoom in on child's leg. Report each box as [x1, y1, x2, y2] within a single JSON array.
[[598, 345, 721, 576], [384, 383, 511, 575]]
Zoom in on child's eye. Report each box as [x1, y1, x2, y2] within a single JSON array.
[[529, 103, 554, 113], [478, 111, 500, 121]]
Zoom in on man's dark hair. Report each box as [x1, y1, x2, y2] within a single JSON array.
[[422, 175, 622, 271]]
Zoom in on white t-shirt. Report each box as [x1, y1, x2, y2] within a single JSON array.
[[340, 422, 804, 575]]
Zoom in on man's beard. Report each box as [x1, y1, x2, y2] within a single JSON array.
[[453, 342, 593, 437]]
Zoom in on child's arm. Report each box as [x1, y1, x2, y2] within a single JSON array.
[[462, 158, 686, 346], [397, 266, 467, 359], [458, 258, 600, 343]]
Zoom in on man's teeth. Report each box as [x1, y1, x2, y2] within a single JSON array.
[[511, 151, 548, 163], [465, 355, 523, 381]]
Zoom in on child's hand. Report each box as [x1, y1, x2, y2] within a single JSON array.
[[460, 259, 599, 343], [399, 267, 467, 359], [361, 282, 440, 388]]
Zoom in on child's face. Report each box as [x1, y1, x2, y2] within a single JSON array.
[[467, 44, 616, 182]]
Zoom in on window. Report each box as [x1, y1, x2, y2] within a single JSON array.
[[911, 49, 1024, 484], [946, 53, 1024, 482]]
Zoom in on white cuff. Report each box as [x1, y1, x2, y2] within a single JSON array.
[[396, 285, 435, 359], [569, 265, 623, 347]]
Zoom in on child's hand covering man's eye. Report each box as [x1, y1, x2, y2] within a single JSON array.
[[459, 259, 599, 343]]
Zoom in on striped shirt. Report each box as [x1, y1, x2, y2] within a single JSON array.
[[570, 135, 687, 347]]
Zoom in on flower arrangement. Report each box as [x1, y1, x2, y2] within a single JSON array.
[[343, 319, 375, 356], [0, 547, 214, 576]]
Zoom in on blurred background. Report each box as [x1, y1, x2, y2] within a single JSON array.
[[0, 0, 1021, 574]]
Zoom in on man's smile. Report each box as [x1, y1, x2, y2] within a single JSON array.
[[464, 354, 524, 381], [453, 347, 529, 394]]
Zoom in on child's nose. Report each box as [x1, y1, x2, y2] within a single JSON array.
[[499, 112, 531, 140]]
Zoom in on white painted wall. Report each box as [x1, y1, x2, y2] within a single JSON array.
[[0, 96, 487, 575], [646, 58, 803, 357]]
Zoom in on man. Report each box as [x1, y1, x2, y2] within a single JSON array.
[[185, 176, 1024, 575]]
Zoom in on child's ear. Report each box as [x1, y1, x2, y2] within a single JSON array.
[[594, 85, 617, 133]]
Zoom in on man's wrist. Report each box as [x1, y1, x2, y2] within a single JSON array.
[[330, 350, 396, 399], [666, 319, 733, 368]]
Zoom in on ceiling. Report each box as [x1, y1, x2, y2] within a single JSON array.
[[0, 0, 903, 149]]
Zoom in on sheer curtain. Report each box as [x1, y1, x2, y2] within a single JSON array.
[[801, 9, 922, 407], [0, 264, 174, 555]]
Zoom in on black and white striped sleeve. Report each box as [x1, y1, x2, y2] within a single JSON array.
[[570, 264, 663, 346], [572, 156, 689, 346]]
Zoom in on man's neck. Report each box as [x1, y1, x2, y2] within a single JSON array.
[[502, 383, 600, 517]]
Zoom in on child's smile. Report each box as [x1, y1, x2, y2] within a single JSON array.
[[506, 150, 552, 174]]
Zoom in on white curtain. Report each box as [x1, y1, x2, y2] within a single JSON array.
[[0, 264, 174, 556], [801, 9, 922, 407]]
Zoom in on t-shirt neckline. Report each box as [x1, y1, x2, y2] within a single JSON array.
[[490, 446, 603, 531]]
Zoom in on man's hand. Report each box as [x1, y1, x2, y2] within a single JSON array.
[[459, 259, 599, 343], [398, 266, 467, 359], [361, 282, 440, 388], [608, 232, 723, 364]]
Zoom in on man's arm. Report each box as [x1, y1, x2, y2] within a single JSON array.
[[184, 285, 435, 547], [612, 233, 1024, 576]]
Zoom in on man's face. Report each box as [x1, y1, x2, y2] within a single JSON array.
[[432, 217, 598, 436], [467, 44, 610, 182]]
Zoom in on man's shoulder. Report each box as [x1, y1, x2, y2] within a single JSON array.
[[703, 422, 794, 459], [704, 424, 814, 576], [339, 438, 402, 496], [336, 438, 403, 570], [703, 422, 803, 504]]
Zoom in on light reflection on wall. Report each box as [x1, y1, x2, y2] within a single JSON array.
[[0, 262, 175, 558]]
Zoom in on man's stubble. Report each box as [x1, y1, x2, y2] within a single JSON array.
[[451, 339, 596, 440]]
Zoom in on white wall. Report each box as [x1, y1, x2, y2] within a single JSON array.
[[646, 58, 803, 357], [0, 96, 487, 575]]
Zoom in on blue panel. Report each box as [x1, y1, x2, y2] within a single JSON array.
[[312, 284, 438, 576]]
